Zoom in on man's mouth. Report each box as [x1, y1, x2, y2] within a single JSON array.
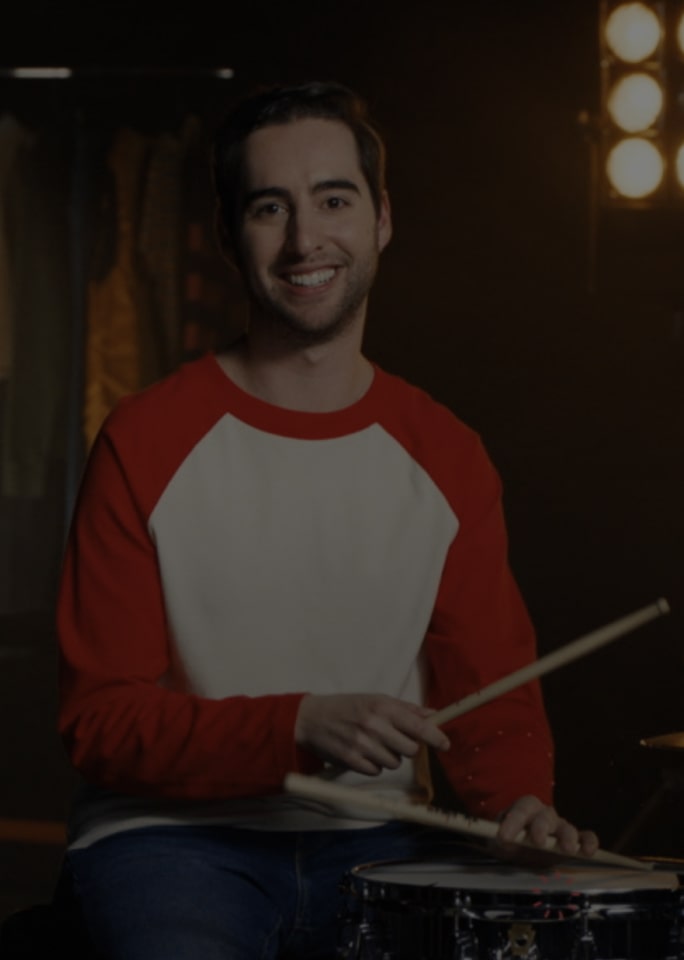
[[286, 268, 336, 288]]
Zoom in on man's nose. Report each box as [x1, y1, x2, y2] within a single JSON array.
[[285, 209, 322, 256]]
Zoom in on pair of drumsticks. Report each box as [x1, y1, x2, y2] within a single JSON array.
[[285, 598, 671, 872]]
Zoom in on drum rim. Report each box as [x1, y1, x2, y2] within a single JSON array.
[[346, 856, 682, 897]]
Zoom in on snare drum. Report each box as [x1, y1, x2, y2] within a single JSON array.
[[338, 858, 683, 959]]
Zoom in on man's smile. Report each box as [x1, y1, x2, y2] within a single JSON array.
[[282, 267, 338, 290]]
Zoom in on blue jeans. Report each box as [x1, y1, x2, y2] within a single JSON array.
[[64, 822, 478, 959]]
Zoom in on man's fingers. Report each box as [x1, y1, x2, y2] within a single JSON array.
[[498, 795, 546, 842], [294, 693, 451, 775], [546, 817, 580, 854], [498, 796, 600, 856], [578, 829, 600, 856], [391, 706, 451, 753]]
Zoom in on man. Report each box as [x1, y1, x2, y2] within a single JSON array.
[[56, 80, 598, 960]]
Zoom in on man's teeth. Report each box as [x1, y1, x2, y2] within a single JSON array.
[[288, 269, 335, 287]]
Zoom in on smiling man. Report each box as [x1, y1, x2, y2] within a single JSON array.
[[233, 117, 390, 345], [55, 81, 598, 960]]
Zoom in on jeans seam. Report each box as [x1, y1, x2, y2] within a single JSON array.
[[291, 833, 308, 938]]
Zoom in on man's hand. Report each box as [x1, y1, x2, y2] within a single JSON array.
[[497, 794, 599, 856], [295, 693, 451, 775]]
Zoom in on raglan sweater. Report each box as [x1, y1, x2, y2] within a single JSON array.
[[57, 353, 554, 849]]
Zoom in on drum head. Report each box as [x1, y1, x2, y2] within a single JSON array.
[[350, 858, 681, 894]]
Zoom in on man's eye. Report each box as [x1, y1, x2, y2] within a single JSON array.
[[252, 201, 286, 218], [324, 196, 349, 210]]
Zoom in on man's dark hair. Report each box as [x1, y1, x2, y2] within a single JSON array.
[[212, 80, 387, 246]]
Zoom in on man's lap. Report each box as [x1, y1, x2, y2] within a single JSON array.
[[63, 821, 471, 960]]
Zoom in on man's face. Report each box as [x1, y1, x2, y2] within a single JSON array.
[[233, 117, 392, 345]]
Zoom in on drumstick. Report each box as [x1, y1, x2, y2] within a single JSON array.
[[431, 598, 670, 727], [284, 772, 652, 871]]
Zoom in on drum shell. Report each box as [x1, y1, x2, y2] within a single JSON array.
[[338, 858, 684, 960]]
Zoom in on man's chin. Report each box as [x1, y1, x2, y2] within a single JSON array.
[[259, 306, 357, 346]]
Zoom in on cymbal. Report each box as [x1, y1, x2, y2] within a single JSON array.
[[641, 732, 684, 751]]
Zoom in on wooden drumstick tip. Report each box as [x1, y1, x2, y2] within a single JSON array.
[[430, 598, 671, 729]]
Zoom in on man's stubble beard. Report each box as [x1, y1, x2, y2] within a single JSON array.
[[246, 253, 380, 348]]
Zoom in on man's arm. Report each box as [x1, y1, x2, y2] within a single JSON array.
[[420, 436, 553, 812], [57, 426, 321, 799]]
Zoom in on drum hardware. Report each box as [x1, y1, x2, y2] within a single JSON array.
[[337, 859, 684, 960], [450, 889, 482, 960], [612, 736, 684, 854], [307, 599, 675, 953], [337, 874, 393, 960], [507, 922, 537, 958], [576, 917, 598, 960]]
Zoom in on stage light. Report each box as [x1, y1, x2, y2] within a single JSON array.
[[671, 7, 684, 199], [599, 1, 668, 205], [604, 3, 663, 62], [676, 10, 684, 54], [606, 72, 664, 131], [587, 2, 684, 295], [676, 142, 684, 189], [606, 137, 666, 197]]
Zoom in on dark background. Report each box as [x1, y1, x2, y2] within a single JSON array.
[[1, 0, 682, 918]]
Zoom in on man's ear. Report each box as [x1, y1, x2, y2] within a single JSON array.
[[377, 190, 392, 253]]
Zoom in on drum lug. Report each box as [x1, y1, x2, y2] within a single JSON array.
[[451, 933, 479, 960], [573, 935, 598, 960], [337, 877, 392, 960], [573, 905, 598, 960], [451, 892, 478, 960]]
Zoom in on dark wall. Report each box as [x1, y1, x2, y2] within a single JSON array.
[[2, 0, 683, 854]]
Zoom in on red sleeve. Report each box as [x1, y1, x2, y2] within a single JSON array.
[[57, 423, 321, 800], [423, 439, 555, 821]]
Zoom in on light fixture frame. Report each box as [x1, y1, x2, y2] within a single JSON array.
[[598, 0, 673, 207]]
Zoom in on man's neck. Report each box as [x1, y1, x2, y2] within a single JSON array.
[[216, 332, 374, 413]]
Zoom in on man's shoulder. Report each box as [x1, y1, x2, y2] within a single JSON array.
[[104, 354, 220, 437], [374, 365, 478, 442], [86, 355, 230, 509], [92, 353, 235, 491], [372, 365, 496, 499]]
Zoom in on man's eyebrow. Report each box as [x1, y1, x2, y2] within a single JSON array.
[[313, 178, 361, 195], [243, 179, 362, 208], [243, 186, 291, 208]]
